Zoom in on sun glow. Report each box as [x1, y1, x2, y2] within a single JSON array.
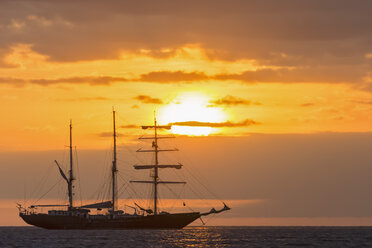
[[158, 93, 227, 136]]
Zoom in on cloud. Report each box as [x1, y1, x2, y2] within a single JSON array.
[[0, 77, 27, 86], [119, 124, 138, 129], [97, 131, 124, 137], [301, 103, 315, 107], [351, 100, 372, 105], [0, 76, 129, 86], [133, 95, 163, 104], [30, 76, 128, 85], [56, 96, 110, 101], [360, 83, 372, 93], [0, 65, 368, 88], [27, 15, 73, 28], [8, 19, 25, 30], [169, 119, 259, 127], [209, 95, 261, 106], [0, 0, 370, 69], [214, 67, 366, 84], [0, 71, 208, 87], [0, 70, 208, 87], [137, 70, 208, 83]]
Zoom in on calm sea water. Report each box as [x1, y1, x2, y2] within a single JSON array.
[[1, 226, 372, 247]]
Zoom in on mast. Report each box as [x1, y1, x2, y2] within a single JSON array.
[[112, 109, 118, 211], [131, 114, 185, 215], [153, 116, 159, 215], [68, 120, 74, 210]]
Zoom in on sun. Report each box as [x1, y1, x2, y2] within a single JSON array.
[[158, 93, 227, 136]]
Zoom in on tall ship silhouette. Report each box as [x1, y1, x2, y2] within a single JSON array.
[[18, 110, 230, 229]]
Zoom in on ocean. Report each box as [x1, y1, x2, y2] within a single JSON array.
[[1, 226, 372, 247]]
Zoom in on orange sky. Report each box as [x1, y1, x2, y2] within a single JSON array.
[[0, 44, 371, 150], [1, 0, 372, 226]]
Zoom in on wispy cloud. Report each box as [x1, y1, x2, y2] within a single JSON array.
[[169, 119, 259, 127], [1, 65, 365, 88], [300, 103, 315, 107], [31, 76, 129, 86], [137, 70, 208, 83], [56, 96, 110, 101], [27, 15, 73, 28], [97, 131, 125, 137], [0, 77, 27, 86], [209, 95, 261, 106], [133, 95, 163, 104], [213, 67, 364, 84], [351, 100, 372, 105], [119, 124, 138, 129], [0, 76, 129, 86]]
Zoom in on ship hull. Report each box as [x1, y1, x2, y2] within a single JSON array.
[[20, 212, 201, 229]]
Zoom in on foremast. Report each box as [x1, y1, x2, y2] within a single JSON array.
[[131, 115, 185, 215], [53, 120, 75, 210], [68, 120, 74, 210]]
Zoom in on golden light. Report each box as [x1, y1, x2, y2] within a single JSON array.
[[158, 93, 227, 136]]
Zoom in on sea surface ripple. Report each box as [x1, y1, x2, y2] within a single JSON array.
[[1, 226, 372, 247]]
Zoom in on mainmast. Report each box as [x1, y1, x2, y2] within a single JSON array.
[[112, 109, 118, 211], [153, 115, 159, 214], [131, 114, 185, 215], [68, 120, 74, 210]]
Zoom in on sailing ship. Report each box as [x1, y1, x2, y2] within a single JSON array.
[[18, 110, 230, 229]]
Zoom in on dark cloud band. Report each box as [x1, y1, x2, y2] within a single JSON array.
[[169, 119, 259, 127]]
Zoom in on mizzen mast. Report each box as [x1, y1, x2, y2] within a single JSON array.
[[131, 115, 185, 215], [112, 109, 118, 211]]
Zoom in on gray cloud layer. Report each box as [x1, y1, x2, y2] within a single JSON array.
[[0, 0, 371, 86], [0, 0, 371, 63], [2, 132, 372, 218]]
